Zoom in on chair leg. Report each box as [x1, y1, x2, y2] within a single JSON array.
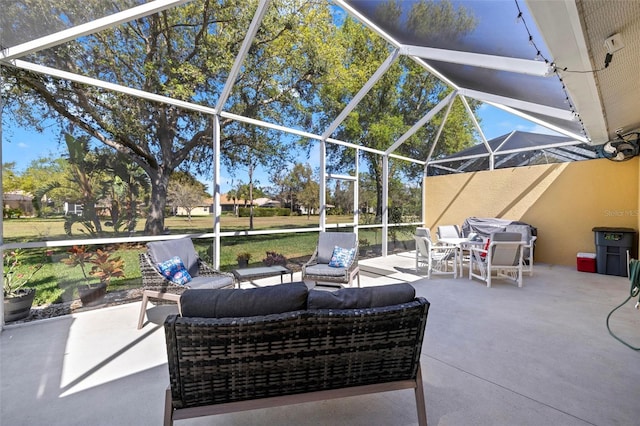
[[414, 364, 428, 426], [164, 386, 174, 426], [137, 291, 150, 329], [138, 291, 182, 328]]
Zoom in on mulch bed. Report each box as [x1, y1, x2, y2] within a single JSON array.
[[7, 288, 146, 325]]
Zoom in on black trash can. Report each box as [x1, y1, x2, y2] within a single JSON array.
[[592, 227, 637, 277]]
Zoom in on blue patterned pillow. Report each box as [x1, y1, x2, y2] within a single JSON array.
[[157, 256, 192, 285], [328, 246, 355, 268]]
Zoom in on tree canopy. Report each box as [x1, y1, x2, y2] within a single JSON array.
[[3, 0, 481, 232]]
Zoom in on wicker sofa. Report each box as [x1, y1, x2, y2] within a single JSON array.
[[163, 282, 430, 426]]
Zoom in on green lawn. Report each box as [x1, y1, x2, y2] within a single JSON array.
[[3, 215, 413, 306], [2, 214, 356, 241]]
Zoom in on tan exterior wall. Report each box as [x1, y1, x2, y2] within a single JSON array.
[[176, 206, 211, 216], [424, 157, 639, 266]]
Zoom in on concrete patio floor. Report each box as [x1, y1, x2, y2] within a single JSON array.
[[2, 252, 640, 425]]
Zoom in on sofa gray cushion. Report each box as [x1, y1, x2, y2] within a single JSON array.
[[188, 275, 234, 290], [180, 281, 309, 318], [147, 238, 200, 277], [307, 283, 415, 310], [304, 264, 347, 277]]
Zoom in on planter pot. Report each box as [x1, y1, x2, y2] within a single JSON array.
[[4, 288, 36, 323], [237, 259, 249, 268], [78, 282, 107, 306]]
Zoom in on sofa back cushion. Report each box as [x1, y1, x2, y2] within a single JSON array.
[[147, 238, 200, 277], [180, 281, 309, 318], [307, 283, 415, 309]]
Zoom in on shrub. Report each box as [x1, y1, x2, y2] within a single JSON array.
[[262, 251, 287, 266]]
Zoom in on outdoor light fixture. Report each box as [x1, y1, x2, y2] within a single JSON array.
[[603, 33, 624, 68]]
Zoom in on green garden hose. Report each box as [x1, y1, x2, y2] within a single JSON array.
[[606, 259, 640, 350]]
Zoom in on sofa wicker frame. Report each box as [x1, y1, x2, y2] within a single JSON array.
[[163, 298, 430, 425], [137, 251, 234, 329]]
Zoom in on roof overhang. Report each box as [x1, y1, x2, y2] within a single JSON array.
[[527, 0, 640, 144]]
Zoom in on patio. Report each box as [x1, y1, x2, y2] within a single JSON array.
[[2, 252, 639, 426]]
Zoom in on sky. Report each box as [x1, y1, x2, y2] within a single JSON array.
[[1, 105, 561, 196]]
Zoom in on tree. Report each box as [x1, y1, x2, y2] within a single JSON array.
[[314, 1, 479, 219], [2, 162, 22, 193], [167, 172, 208, 222], [3, 0, 343, 235], [280, 163, 318, 218], [226, 184, 239, 216], [331, 180, 354, 216]]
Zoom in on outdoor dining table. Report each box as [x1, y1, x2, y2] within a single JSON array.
[[437, 237, 475, 277]]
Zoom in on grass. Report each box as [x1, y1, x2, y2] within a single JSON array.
[[2, 214, 353, 241], [3, 215, 415, 306]]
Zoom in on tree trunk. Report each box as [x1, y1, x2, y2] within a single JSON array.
[[249, 163, 254, 231], [144, 172, 169, 235], [375, 172, 384, 222]]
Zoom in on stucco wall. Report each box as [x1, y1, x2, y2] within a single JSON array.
[[423, 157, 639, 266]]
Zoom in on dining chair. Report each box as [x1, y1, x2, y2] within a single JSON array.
[[414, 231, 458, 279], [505, 224, 537, 276], [437, 224, 462, 239], [468, 232, 525, 288]]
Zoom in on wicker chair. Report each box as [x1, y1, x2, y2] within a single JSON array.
[[137, 238, 234, 329], [302, 231, 360, 287]]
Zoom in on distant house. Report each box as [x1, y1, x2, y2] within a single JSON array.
[[3, 191, 35, 216], [219, 194, 238, 213], [64, 202, 84, 216], [175, 200, 211, 217], [176, 195, 281, 216], [253, 197, 281, 208], [299, 204, 333, 215], [175, 194, 241, 216]]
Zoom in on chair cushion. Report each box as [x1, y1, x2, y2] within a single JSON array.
[[156, 256, 192, 285], [328, 246, 356, 268], [147, 238, 200, 277], [187, 274, 234, 290], [180, 281, 309, 318], [307, 283, 416, 309], [317, 232, 357, 264], [480, 238, 490, 258], [305, 263, 347, 277]]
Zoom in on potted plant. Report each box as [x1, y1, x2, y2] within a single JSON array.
[[60, 246, 125, 306], [262, 251, 287, 267], [236, 252, 252, 268], [358, 238, 369, 257], [3, 249, 50, 322]]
